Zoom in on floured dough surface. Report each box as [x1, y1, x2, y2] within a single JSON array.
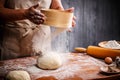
[[6, 70, 31, 80], [37, 52, 62, 70]]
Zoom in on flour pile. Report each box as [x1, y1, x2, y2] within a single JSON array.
[[103, 40, 120, 49]]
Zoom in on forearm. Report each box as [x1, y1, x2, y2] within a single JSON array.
[[50, 0, 64, 10], [0, 0, 26, 23], [0, 8, 26, 23]]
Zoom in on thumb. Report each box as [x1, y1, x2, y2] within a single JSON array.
[[65, 7, 74, 13], [32, 4, 39, 9]]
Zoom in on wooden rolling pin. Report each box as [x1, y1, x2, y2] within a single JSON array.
[[75, 46, 120, 59]]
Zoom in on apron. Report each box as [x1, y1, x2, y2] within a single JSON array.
[[0, 0, 52, 60]]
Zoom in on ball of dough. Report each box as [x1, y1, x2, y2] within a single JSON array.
[[6, 70, 31, 80], [37, 52, 62, 70]]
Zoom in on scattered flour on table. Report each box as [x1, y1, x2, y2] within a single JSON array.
[[0, 53, 107, 80], [26, 53, 81, 79], [2, 57, 36, 73], [26, 53, 106, 80]]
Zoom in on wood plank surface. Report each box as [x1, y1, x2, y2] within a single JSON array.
[[0, 53, 120, 80], [52, 0, 120, 52]]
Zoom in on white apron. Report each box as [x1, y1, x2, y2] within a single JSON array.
[[0, 0, 52, 60]]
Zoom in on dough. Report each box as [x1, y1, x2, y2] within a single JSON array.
[[37, 52, 62, 70], [6, 70, 31, 80]]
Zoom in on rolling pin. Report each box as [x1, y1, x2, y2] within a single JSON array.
[[75, 46, 120, 59]]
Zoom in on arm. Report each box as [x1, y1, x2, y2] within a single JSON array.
[[0, 0, 45, 24], [50, 0, 64, 10], [0, 0, 26, 23]]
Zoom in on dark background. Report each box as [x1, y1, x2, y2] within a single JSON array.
[[52, 0, 120, 52]]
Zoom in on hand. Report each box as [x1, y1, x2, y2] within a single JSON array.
[[65, 7, 76, 27], [65, 7, 76, 32], [24, 4, 46, 25]]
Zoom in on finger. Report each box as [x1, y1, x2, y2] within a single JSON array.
[[65, 7, 74, 13], [33, 9, 46, 18], [32, 4, 39, 9], [40, 17, 46, 21], [33, 16, 46, 21], [40, 12, 46, 17], [72, 20, 76, 27], [33, 20, 41, 25], [30, 4, 39, 13], [40, 19, 44, 24], [67, 28, 72, 32], [32, 15, 41, 19], [35, 12, 45, 18], [33, 18, 44, 24], [73, 16, 76, 20]]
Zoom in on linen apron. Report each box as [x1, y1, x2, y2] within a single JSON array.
[[0, 0, 52, 60]]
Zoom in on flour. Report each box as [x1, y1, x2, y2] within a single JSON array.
[[26, 53, 106, 80], [103, 40, 120, 49], [2, 57, 36, 74], [32, 25, 69, 55], [32, 9, 73, 54], [51, 28, 67, 39], [1, 53, 108, 80], [29, 64, 82, 80], [26, 53, 81, 80], [52, 64, 81, 80], [27, 8, 74, 79]]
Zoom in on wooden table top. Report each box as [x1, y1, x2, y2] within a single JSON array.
[[0, 53, 120, 80]]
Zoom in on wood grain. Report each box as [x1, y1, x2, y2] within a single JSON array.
[[52, 0, 120, 52], [0, 53, 120, 80]]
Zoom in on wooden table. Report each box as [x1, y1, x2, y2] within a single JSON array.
[[0, 53, 120, 80]]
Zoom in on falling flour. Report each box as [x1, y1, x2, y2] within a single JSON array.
[[32, 25, 68, 53], [32, 8, 73, 53]]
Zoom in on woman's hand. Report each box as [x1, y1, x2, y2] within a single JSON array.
[[65, 7, 76, 27], [24, 4, 46, 25], [64, 7, 76, 32]]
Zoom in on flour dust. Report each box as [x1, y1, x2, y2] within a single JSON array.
[[32, 25, 68, 55]]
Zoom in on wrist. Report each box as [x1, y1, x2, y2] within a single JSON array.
[[21, 9, 29, 19]]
